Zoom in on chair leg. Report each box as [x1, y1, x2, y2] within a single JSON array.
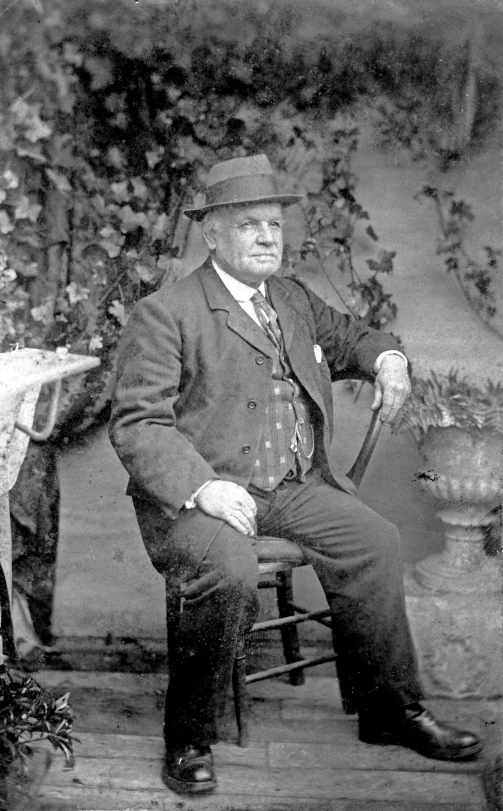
[[276, 570, 305, 686], [232, 634, 249, 747]]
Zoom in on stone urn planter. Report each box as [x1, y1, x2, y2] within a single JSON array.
[[414, 425, 501, 593], [394, 371, 502, 698], [393, 370, 502, 593]]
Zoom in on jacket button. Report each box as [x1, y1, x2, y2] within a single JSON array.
[[247, 400, 257, 409], [242, 445, 251, 453], [256, 356, 265, 365]]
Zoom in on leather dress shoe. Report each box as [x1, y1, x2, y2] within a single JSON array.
[[359, 705, 483, 761], [162, 744, 216, 794]]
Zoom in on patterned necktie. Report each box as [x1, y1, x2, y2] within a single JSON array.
[[251, 291, 283, 352]]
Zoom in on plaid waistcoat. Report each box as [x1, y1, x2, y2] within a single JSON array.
[[250, 346, 314, 491]]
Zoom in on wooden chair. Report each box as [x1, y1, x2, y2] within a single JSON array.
[[166, 408, 383, 748]]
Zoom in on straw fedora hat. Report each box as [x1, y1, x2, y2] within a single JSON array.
[[183, 154, 303, 222]]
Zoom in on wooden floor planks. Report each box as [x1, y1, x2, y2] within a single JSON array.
[[36, 672, 495, 811]]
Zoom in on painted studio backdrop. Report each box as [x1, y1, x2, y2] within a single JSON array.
[[1, 0, 501, 694]]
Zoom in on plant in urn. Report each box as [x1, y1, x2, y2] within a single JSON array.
[[393, 371, 501, 593]]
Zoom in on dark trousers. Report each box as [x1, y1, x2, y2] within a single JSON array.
[[133, 469, 423, 749]]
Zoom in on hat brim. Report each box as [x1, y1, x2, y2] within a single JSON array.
[[183, 193, 303, 222]]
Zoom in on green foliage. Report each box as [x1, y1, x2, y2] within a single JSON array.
[[393, 369, 503, 437], [290, 118, 398, 328], [0, 2, 400, 367], [417, 186, 501, 330], [0, 666, 74, 767], [370, 27, 501, 169]]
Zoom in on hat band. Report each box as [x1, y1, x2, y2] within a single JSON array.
[[205, 174, 280, 207]]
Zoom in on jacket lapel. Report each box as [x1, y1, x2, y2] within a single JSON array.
[[266, 277, 296, 351], [199, 261, 275, 358], [268, 276, 328, 422]]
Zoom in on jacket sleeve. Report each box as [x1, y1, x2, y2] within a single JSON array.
[[108, 293, 218, 518], [288, 278, 406, 382]]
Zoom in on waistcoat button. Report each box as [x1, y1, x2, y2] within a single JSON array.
[[248, 400, 257, 409], [242, 445, 251, 453], [256, 356, 265, 364]]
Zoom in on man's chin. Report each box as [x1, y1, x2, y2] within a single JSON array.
[[250, 258, 280, 275]]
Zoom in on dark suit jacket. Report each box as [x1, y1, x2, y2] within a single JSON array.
[[109, 260, 403, 518]]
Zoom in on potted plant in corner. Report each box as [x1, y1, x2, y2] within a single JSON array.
[[392, 369, 502, 593], [0, 669, 75, 811], [0, 563, 75, 811]]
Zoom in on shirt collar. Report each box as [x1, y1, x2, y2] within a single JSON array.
[[212, 259, 266, 301]]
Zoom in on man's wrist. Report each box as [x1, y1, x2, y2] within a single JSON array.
[[373, 350, 408, 373], [184, 479, 214, 509]]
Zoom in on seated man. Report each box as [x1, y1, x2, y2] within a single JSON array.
[[108, 154, 482, 796]]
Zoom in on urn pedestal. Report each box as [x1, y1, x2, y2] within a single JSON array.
[[404, 426, 502, 698]]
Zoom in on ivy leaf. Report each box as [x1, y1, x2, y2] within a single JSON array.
[[66, 282, 89, 305], [84, 56, 114, 91], [88, 333, 104, 352], [30, 301, 53, 324], [99, 226, 125, 258], [92, 195, 106, 215], [150, 212, 169, 243], [0, 268, 17, 289], [63, 42, 84, 68], [11, 100, 52, 142], [0, 169, 19, 190], [14, 196, 42, 223], [118, 206, 148, 233], [99, 240, 122, 258], [110, 181, 130, 203], [108, 299, 128, 326], [28, 117, 52, 142], [366, 225, 378, 242], [131, 177, 149, 200], [107, 147, 124, 169], [0, 211, 14, 234], [135, 262, 156, 283], [145, 146, 164, 169], [46, 169, 72, 196]]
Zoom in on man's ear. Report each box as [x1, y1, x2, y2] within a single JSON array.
[[202, 230, 217, 251], [200, 217, 217, 251]]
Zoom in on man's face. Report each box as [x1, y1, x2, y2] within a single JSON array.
[[203, 202, 284, 287]]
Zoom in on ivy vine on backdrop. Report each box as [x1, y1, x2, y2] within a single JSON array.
[[1, 0, 501, 430], [0, 0, 409, 437]]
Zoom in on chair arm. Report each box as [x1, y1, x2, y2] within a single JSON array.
[[346, 408, 383, 489]]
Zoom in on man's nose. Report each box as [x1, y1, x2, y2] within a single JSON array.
[[255, 224, 276, 244]]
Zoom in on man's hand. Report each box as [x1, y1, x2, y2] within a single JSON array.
[[371, 355, 411, 423], [195, 480, 257, 537]]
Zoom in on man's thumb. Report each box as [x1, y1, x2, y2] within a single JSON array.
[[371, 383, 383, 411]]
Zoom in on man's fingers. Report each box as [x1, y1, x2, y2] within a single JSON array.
[[194, 480, 257, 537], [224, 514, 253, 536], [379, 389, 396, 422]]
